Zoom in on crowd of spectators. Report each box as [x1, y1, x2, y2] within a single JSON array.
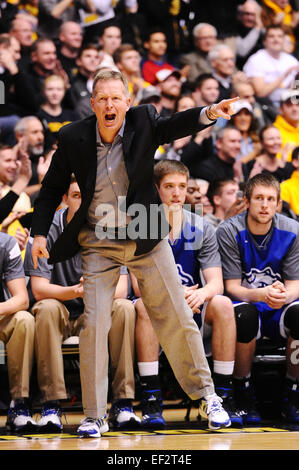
[[0, 0, 298, 433]]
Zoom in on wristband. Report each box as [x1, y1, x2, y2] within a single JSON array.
[[206, 105, 218, 121]]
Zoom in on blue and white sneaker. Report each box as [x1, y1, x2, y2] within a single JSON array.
[[6, 399, 38, 433], [281, 380, 299, 423], [141, 390, 166, 430], [234, 378, 261, 425], [198, 393, 231, 430], [108, 399, 141, 429], [77, 416, 109, 438], [37, 401, 63, 432], [215, 386, 243, 427]]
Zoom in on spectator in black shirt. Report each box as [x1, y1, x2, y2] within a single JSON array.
[[37, 74, 80, 142], [193, 126, 243, 183], [57, 21, 83, 83], [70, 43, 102, 118]]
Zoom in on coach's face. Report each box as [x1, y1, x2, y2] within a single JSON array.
[[91, 79, 131, 143]]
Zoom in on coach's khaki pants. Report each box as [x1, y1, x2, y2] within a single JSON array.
[[78, 229, 214, 419], [0, 311, 35, 399], [32, 297, 136, 402]]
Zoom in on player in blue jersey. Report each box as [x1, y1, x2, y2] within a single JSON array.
[[216, 173, 299, 424], [132, 159, 241, 429]]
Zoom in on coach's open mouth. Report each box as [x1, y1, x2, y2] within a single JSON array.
[[105, 113, 116, 122]]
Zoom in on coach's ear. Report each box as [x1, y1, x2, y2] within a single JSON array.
[[90, 96, 95, 113]]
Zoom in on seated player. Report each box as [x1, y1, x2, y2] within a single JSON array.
[[216, 173, 299, 424], [0, 232, 36, 433], [24, 175, 139, 432], [132, 160, 240, 429]]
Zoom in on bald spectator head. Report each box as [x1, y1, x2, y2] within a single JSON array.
[[10, 16, 34, 48], [59, 22, 83, 57], [237, 1, 261, 29], [192, 23, 217, 54], [208, 44, 235, 79]]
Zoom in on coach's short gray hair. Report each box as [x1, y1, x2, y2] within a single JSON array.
[[92, 69, 129, 97]]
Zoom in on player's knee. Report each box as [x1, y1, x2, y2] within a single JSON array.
[[14, 310, 35, 330], [33, 299, 67, 330], [235, 303, 259, 343], [285, 304, 299, 340], [112, 298, 136, 323], [209, 295, 234, 322]]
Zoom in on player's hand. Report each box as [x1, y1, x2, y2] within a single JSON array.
[[263, 282, 287, 309], [32, 236, 49, 269], [184, 284, 206, 313]]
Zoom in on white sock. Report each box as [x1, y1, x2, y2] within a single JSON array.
[[138, 361, 159, 377], [213, 360, 235, 376]]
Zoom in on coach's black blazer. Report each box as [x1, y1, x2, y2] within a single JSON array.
[[31, 104, 210, 264]]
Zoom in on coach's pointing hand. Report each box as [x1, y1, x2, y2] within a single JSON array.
[[206, 96, 240, 121]]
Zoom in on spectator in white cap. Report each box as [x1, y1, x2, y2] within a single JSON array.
[[155, 68, 183, 116], [230, 99, 261, 162], [135, 86, 162, 113], [273, 89, 299, 161]]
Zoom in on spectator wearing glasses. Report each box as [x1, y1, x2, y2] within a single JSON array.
[[180, 23, 217, 85]]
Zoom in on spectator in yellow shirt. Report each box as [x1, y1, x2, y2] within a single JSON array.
[[273, 89, 299, 161], [280, 146, 299, 216]]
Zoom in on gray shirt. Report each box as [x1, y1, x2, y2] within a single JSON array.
[[87, 109, 214, 231], [216, 212, 299, 283], [0, 233, 25, 302], [87, 121, 130, 229]]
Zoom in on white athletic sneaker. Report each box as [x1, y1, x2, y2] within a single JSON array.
[[77, 416, 109, 438], [198, 393, 231, 430], [108, 400, 141, 429], [6, 399, 38, 432], [37, 402, 63, 432]]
